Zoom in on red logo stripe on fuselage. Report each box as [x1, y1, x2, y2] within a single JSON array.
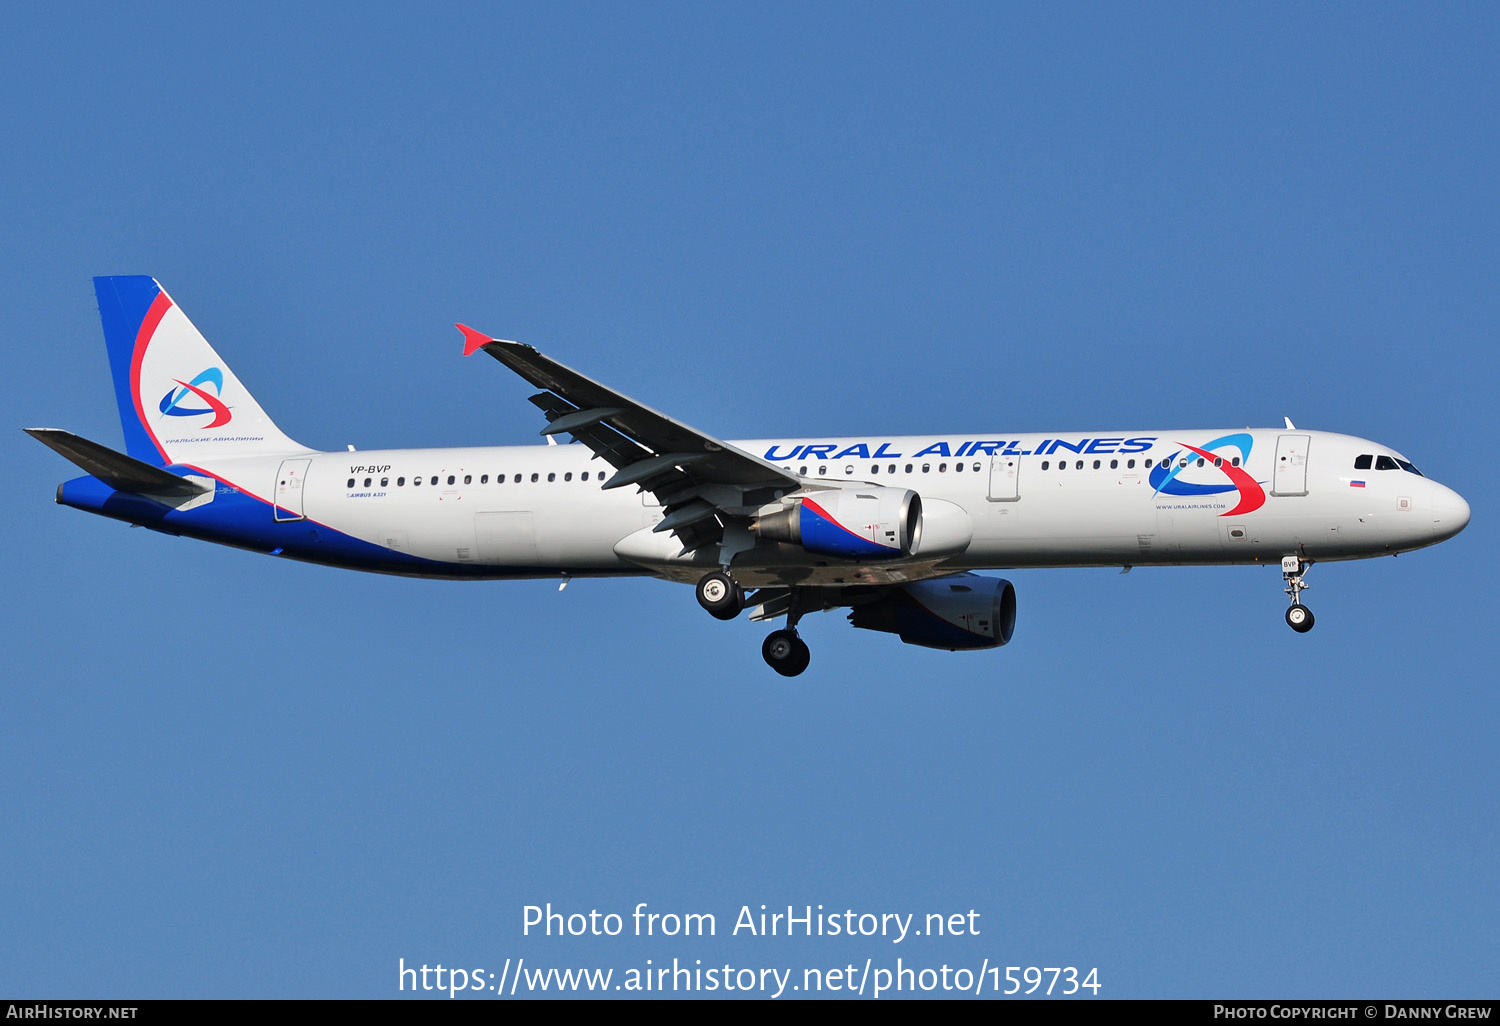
[[1176, 442, 1266, 517]]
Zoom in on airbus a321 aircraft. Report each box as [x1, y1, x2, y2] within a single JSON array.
[[30, 277, 1471, 676]]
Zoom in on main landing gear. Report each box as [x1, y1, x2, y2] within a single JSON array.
[[696, 571, 813, 677], [762, 593, 812, 677], [695, 570, 744, 620], [1281, 556, 1315, 633], [762, 629, 811, 677]]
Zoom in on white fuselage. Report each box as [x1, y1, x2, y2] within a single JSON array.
[[176, 428, 1469, 586]]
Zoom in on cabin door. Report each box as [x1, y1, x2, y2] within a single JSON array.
[[1272, 434, 1311, 497], [273, 459, 312, 521]]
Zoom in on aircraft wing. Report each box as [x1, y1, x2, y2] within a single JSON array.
[[460, 326, 802, 555]]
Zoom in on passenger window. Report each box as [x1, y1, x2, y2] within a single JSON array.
[[1196, 458, 1205, 467], [922, 464, 930, 473], [565, 472, 572, 481], [581, 471, 589, 481], [362, 477, 370, 487], [1354, 454, 1373, 470], [1127, 459, 1135, 468], [1179, 459, 1188, 468], [1057, 461, 1065, 471], [1232, 457, 1240, 467], [346, 478, 355, 488], [1093, 460, 1100, 469], [1110, 459, 1118, 469], [889, 464, 897, 474], [414, 477, 422, 486], [871, 464, 880, 475], [939, 463, 947, 472], [548, 472, 556, 482], [818, 466, 827, 476], [905, 464, 913, 473], [380, 477, 388, 487], [1075, 460, 1083, 470], [972, 462, 980, 472], [480, 474, 488, 484], [954, 462, 963, 472], [430, 476, 438, 485], [1376, 456, 1399, 471], [531, 473, 539, 482], [514, 474, 521, 483], [799, 466, 807, 476], [464, 474, 472, 485], [397, 477, 404, 486], [1213, 458, 1222, 468], [845, 464, 854, 475], [1143, 459, 1152, 468], [1041, 460, 1050, 470]]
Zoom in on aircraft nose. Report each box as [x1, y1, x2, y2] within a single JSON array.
[[1430, 484, 1471, 539]]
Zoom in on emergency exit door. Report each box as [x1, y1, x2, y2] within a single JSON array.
[[988, 455, 1020, 501]]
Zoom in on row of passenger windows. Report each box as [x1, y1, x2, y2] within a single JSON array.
[[345, 453, 1422, 491], [1354, 454, 1422, 475], [784, 462, 985, 476], [347, 470, 601, 489], [348, 452, 1252, 490], [778, 455, 1239, 476], [1041, 455, 1240, 471]]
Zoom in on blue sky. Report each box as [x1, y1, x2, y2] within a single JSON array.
[[2, 2, 1496, 999]]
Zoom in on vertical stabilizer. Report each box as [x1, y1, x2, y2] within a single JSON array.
[[94, 276, 308, 466]]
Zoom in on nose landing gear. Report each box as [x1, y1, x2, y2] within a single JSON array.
[[1282, 556, 1315, 633]]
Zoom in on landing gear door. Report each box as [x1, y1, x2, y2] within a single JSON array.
[[988, 456, 1019, 501], [1272, 434, 1311, 497], [273, 458, 313, 521]]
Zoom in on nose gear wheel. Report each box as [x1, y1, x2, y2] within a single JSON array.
[[1281, 557, 1315, 633]]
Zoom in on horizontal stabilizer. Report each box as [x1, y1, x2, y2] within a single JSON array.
[[25, 428, 210, 497]]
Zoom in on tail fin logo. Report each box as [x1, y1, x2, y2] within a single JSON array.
[[159, 368, 233, 429]]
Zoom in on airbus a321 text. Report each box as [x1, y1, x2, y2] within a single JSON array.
[[30, 277, 1471, 676]]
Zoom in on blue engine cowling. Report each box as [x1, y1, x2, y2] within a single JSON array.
[[754, 488, 920, 559], [848, 574, 1017, 650]]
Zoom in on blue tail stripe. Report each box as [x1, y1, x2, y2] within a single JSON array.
[[94, 276, 167, 467]]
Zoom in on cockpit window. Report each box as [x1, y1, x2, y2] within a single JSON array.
[[1354, 454, 1372, 470], [1395, 459, 1423, 476], [1375, 456, 1399, 471]]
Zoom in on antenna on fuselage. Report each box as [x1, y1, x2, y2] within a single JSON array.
[[1283, 417, 1296, 430]]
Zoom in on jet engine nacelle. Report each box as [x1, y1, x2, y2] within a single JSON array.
[[848, 574, 1017, 650], [908, 496, 973, 558], [754, 487, 919, 560]]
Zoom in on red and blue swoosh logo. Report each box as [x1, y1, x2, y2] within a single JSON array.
[[1149, 432, 1266, 516], [158, 368, 232, 429]]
